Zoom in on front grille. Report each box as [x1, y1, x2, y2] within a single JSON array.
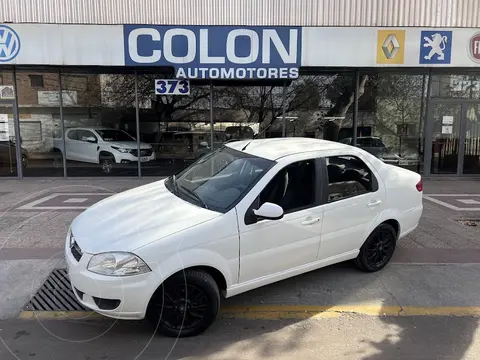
[[71, 241, 83, 262], [129, 149, 152, 157]]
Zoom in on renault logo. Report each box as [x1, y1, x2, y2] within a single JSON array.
[[0, 25, 21, 62], [381, 34, 400, 59], [376, 30, 405, 64]]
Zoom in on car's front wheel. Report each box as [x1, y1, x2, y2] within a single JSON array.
[[99, 154, 115, 174], [146, 269, 221, 338], [354, 223, 397, 272]]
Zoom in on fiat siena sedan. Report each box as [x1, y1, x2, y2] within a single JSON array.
[[65, 138, 423, 337]]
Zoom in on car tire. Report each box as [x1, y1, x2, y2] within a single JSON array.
[[99, 154, 115, 175], [146, 269, 221, 338], [354, 223, 397, 272], [21, 155, 28, 169]]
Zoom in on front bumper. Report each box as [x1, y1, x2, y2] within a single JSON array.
[[112, 151, 156, 164], [65, 241, 158, 320]]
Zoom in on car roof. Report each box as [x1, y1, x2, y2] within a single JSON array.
[[225, 137, 351, 161]]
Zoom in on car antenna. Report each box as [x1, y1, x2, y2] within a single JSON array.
[[241, 140, 253, 151]]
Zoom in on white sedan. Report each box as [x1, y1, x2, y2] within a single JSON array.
[[65, 137, 423, 337]]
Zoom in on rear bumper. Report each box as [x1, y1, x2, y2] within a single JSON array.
[[399, 203, 423, 239]]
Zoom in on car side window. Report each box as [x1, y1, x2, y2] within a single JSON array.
[[67, 130, 78, 140], [258, 159, 316, 214], [326, 155, 378, 203], [78, 130, 97, 143]]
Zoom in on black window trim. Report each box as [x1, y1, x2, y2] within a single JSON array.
[[244, 157, 325, 226], [321, 154, 379, 204]]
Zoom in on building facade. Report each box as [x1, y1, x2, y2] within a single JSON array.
[[1, 0, 479, 178]]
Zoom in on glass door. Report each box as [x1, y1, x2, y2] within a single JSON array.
[[428, 102, 463, 174], [463, 104, 480, 174]]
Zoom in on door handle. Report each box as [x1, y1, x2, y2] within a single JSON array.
[[302, 217, 320, 226], [367, 200, 382, 208]]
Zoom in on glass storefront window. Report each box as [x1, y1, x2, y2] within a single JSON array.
[[359, 72, 427, 173], [0, 68, 18, 177], [15, 69, 64, 177], [133, 73, 212, 176], [284, 72, 356, 141], [61, 71, 137, 176], [214, 82, 284, 140], [431, 73, 480, 100]]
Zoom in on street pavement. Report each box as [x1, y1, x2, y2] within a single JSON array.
[[0, 177, 479, 359]]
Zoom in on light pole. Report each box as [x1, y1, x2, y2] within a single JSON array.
[[277, 116, 298, 137]]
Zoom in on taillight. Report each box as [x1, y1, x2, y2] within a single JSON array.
[[416, 179, 423, 192]]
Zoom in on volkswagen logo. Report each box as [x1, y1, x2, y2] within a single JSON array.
[[0, 25, 21, 62]]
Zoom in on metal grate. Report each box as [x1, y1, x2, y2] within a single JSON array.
[[24, 269, 86, 311]]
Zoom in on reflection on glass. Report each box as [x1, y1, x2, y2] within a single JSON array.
[[0, 69, 18, 177], [166, 146, 274, 213], [463, 104, 480, 174], [131, 73, 212, 176], [15, 71, 64, 177], [431, 74, 480, 99], [61, 72, 138, 176], [430, 104, 461, 174], [359, 73, 425, 173]]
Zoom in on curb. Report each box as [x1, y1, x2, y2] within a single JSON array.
[[18, 305, 480, 321]]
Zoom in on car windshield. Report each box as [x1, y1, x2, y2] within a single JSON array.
[[96, 129, 135, 142], [166, 146, 275, 213]]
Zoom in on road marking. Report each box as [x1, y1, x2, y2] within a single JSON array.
[[16, 193, 113, 210], [18, 305, 480, 321], [423, 194, 480, 211], [457, 199, 480, 205], [63, 198, 88, 204]]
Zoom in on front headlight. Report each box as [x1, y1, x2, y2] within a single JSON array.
[[87, 252, 151, 276], [111, 146, 130, 153]]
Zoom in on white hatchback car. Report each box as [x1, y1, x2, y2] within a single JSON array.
[[65, 138, 423, 337]]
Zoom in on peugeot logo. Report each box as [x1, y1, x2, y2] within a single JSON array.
[[0, 25, 21, 62]]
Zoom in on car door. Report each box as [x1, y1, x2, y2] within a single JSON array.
[[76, 130, 99, 163], [236, 157, 324, 283], [318, 151, 386, 261], [64, 129, 80, 161]]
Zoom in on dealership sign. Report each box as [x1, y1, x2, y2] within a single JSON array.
[[5, 24, 480, 70], [468, 32, 480, 63], [124, 26, 301, 79]]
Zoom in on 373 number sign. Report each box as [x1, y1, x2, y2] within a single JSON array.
[[155, 79, 190, 95]]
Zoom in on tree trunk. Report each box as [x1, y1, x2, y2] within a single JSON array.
[[323, 75, 368, 141]]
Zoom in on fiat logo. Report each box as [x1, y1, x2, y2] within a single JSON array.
[[468, 33, 480, 63]]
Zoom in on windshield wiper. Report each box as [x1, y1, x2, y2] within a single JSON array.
[[179, 185, 209, 210], [171, 174, 179, 194]]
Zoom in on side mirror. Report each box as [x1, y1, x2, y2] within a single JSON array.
[[253, 202, 284, 220]]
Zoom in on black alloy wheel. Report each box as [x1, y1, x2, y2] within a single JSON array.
[[147, 270, 220, 337], [100, 155, 115, 174], [354, 223, 397, 272]]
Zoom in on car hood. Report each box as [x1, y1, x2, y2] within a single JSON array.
[[70, 180, 220, 254], [107, 141, 151, 150]]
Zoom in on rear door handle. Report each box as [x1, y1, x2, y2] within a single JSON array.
[[302, 217, 320, 226], [367, 200, 382, 208]]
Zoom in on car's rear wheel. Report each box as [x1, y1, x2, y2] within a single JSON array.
[[146, 269, 220, 338], [354, 223, 397, 272]]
